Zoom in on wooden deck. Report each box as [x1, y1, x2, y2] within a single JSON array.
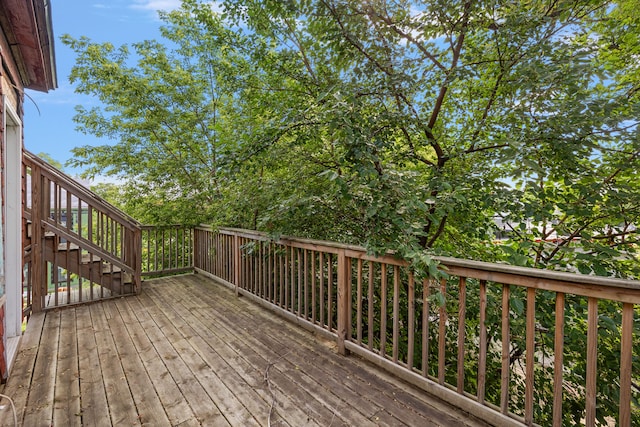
[[0, 274, 489, 427]]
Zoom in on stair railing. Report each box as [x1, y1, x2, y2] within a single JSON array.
[[22, 150, 142, 312]]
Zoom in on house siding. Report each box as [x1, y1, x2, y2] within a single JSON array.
[[0, 0, 56, 381], [0, 17, 27, 383]]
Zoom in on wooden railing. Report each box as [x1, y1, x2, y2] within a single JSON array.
[[22, 151, 142, 312], [141, 225, 194, 277], [194, 226, 640, 427]]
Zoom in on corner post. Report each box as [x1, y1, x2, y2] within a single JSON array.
[[30, 164, 44, 313], [336, 249, 351, 356]]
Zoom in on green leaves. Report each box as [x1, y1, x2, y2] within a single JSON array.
[[64, 2, 640, 424]]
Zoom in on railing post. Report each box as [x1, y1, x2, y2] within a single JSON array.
[[193, 227, 199, 270], [233, 233, 240, 296], [133, 227, 142, 294], [29, 164, 44, 313], [336, 249, 351, 356]]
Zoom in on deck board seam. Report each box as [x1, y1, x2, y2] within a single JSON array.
[[179, 274, 485, 426], [141, 281, 271, 426], [146, 278, 378, 426], [117, 297, 199, 426], [205, 273, 487, 424], [122, 295, 205, 426], [144, 280, 321, 426]]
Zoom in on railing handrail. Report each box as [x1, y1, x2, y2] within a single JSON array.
[[205, 225, 640, 294], [24, 150, 141, 230], [141, 224, 196, 229]]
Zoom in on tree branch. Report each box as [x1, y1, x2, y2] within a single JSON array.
[[365, 7, 446, 71]]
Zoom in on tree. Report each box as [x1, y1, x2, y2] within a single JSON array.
[[216, 0, 640, 277], [62, 1, 253, 225], [36, 152, 64, 170], [65, 0, 640, 274], [65, 3, 639, 422]]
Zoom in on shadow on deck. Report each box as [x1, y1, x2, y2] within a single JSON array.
[[0, 274, 488, 426]]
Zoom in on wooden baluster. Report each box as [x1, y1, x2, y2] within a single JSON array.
[[585, 297, 598, 427], [133, 227, 142, 294], [356, 259, 363, 345], [285, 246, 290, 310], [524, 287, 536, 424], [438, 278, 448, 385], [367, 261, 374, 352], [552, 292, 565, 425], [380, 264, 387, 358], [311, 251, 316, 323], [319, 252, 325, 328], [407, 273, 415, 370], [619, 303, 633, 427], [233, 234, 240, 296], [501, 284, 511, 413], [328, 255, 333, 332], [279, 247, 284, 307], [458, 277, 467, 393], [422, 278, 430, 377], [297, 248, 302, 315], [303, 249, 308, 319], [478, 280, 488, 402], [393, 266, 400, 363]]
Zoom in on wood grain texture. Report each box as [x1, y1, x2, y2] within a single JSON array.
[[0, 274, 488, 427]]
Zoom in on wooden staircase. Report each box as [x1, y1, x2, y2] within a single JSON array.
[[22, 151, 142, 313], [43, 233, 134, 290]]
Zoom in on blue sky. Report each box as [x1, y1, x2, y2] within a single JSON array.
[[24, 0, 184, 174]]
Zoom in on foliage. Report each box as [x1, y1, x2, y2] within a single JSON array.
[[63, 1, 640, 277], [36, 152, 64, 171], [63, 2, 640, 424]]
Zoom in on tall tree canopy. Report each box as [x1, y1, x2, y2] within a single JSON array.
[[64, 0, 639, 279]]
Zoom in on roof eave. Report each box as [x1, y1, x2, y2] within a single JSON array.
[[0, 0, 57, 93]]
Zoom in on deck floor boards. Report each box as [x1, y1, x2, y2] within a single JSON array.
[[0, 274, 489, 426]]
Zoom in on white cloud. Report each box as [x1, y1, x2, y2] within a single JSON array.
[[130, 0, 183, 12], [130, 0, 224, 14]]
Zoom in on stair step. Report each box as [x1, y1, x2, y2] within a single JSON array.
[[41, 230, 134, 292], [57, 243, 80, 251], [81, 254, 103, 264], [103, 265, 122, 274]]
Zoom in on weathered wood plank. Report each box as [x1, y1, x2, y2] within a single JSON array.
[[145, 279, 318, 427], [126, 296, 229, 427], [155, 280, 340, 424], [140, 289, 256, 426], [104, 300, 171, 426], [0, 312, 45, 426], [53, 308, 81, 427], [145, 282, 280, 426], [89, 303, 141, 426], [2, 274, 489, 427], [22, 310, 60, 426], [116, 297, 198, 426], [186, 274, 483, 427], [75, 305, 111, 426]]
